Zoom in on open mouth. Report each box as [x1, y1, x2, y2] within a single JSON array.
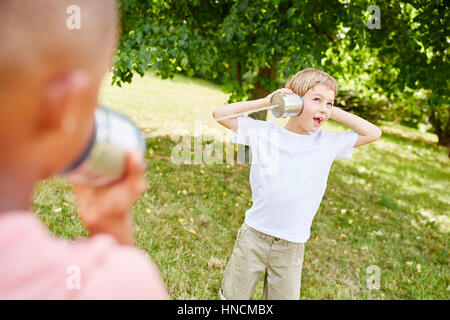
[[313, 115, 325, 126]]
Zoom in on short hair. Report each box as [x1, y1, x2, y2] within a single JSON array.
[[0, 0, 118, 83], [286, 68, 338, 97]]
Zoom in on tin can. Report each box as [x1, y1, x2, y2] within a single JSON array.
[[270, 93, 304, 118], [61, 106, 146, 187]]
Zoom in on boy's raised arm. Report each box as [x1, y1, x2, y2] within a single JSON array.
[[330, 106, 382, 147], [212, 88, 294, 132]]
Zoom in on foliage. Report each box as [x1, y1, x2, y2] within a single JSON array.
[[115, 0, 365, 98], [361, 1, 449, 147], [114, 0, 449, 146]]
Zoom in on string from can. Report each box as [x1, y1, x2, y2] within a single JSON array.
[[213, 104, 279, 122], [143, 104, 279, 139], [144, 92, 304, 138]]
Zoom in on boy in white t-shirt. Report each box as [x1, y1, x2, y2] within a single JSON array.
[[212, 68, 382, 300]]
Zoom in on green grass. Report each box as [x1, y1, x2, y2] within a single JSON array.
[[32, 72, 450, 300]]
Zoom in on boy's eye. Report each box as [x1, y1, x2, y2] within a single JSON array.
[[313, 98, 320, 102]]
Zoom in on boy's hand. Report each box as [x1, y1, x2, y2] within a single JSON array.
[[264, 88, 294, 106], [72, 151, 147, 245]]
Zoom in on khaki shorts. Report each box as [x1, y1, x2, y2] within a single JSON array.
[[220, 222, 305, 300]]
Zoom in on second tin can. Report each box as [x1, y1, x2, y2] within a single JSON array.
[[61, 106, 146, 187]]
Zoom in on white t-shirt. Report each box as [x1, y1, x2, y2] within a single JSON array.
[[231, 116, 359, 243]]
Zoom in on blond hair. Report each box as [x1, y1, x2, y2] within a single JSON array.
[[286, 68, 338, 97]]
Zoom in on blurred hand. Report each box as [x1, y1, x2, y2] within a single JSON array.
[[73, 151, 147, 245], [264, 88, 294, 106]]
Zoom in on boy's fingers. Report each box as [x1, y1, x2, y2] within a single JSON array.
[[274, 88, 294, 95], [71, 150, 147, 196], [121, 151, 147, 194], [126, 150, 147, 174]]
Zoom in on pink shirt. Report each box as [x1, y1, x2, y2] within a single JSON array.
[[0, 210, 169, 299]]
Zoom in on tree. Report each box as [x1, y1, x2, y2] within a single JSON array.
[[115, 0, 366, 119], [361, 1, 449, 149], [115, 0, 449, 149]]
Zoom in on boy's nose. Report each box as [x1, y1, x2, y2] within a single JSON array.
[[319, 105, 330, 115], [319, 103, 328, 110]]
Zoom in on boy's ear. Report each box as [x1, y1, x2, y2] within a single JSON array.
[[38, 70, 91, 134]]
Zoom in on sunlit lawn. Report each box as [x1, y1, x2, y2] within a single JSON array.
[[33, 72, 450, 300]]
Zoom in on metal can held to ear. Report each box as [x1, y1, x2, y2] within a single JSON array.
[[270, 93, 304, 118], [61, 106, 146, 187]]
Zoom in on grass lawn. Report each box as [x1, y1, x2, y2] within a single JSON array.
[[32, 72, 450, 300]]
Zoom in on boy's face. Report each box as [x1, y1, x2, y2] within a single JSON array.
[[293, 84, 335, 133]]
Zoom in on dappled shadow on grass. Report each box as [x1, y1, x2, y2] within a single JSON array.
[[143, 134, 252, 224], [142, 132, 449, 234], [139, 134, 255, 298], [378, 128, 448, 160], [142, 132, 449, 298], [379, 127, 437, 147], [331, 142, 449, 233], [32, 131, 449, 299], [306, 155, 449, 299], [327, 159, 448, 234]]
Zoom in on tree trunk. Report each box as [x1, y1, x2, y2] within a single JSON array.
[[238, 59, 277, 163], [249, 58, 277, 121], [429, 107, 450, 157], [437, 135, 450, 158]]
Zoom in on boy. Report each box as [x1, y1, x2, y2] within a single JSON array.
[[213, 68, 382, 300], [0, 0, 168, 299]]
